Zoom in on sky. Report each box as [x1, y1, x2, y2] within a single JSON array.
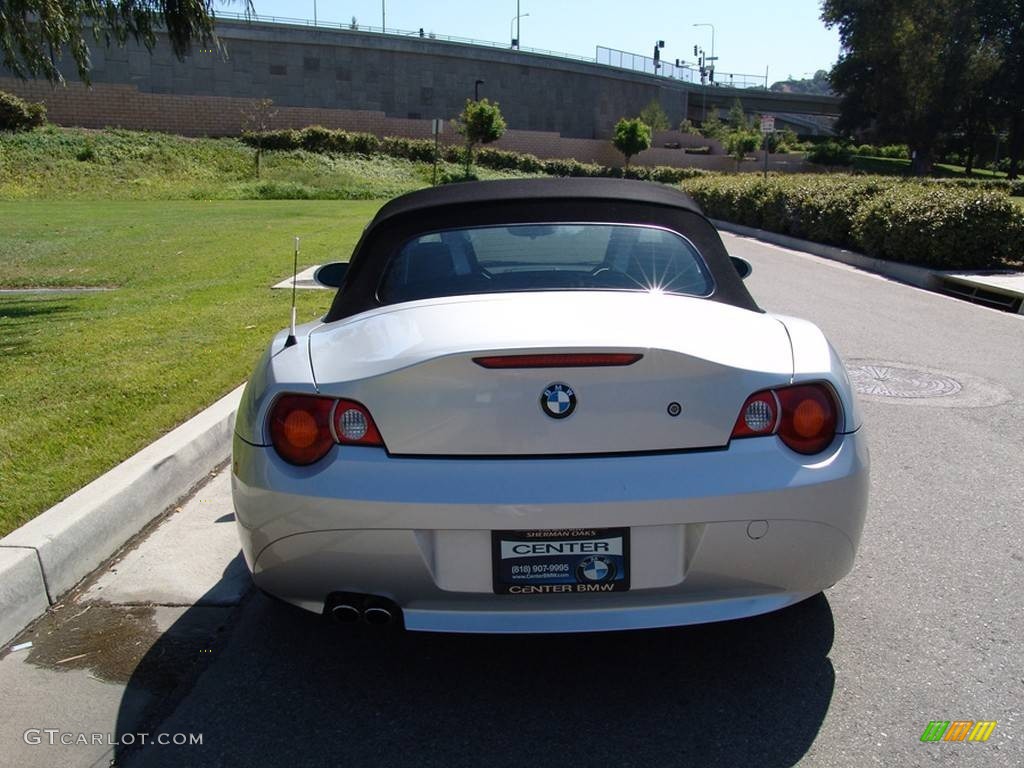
[[236, 1, 840, 83]]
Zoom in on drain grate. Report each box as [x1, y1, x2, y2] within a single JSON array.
[[846, 364, 963, 399]]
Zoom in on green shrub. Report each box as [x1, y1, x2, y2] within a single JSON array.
[[807, 141, 853, 166], [852, 186, 1023, 268], [472, 147, 513, 169], [379, 136, 437, 162], [0, 91, 47, 131], [76, 139, 97, 162], [879, 144, 909, 160], [680, 173, 1023, 268], [297, 126, 380, 155], [543, 157, 604, 177], [439, 168, 480, 184], [240, 129, 300, 151]]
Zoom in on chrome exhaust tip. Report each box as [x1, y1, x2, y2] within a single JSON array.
[[363, 606, 394, 626], [330, 604, 362, 624]]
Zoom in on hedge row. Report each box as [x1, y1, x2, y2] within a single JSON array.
[[681, 174, 1024, 269], [239, 126, 712, 183]]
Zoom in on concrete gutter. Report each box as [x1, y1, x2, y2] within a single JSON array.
[[711, 219, 945, 293], [0, 385, 244, 645]]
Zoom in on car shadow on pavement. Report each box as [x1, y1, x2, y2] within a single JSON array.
[[114, 567, 836, 768]]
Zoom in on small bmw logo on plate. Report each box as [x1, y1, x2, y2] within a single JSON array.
[[540, 382, 577, 419], [576, 555, 616, 583]]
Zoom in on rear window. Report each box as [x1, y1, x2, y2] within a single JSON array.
[[377, 223, 714, 305]]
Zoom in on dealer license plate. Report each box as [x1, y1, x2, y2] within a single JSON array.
[[492, 528, 630, 594]]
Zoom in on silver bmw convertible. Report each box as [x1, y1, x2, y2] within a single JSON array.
[[231, 178, 869, 633]]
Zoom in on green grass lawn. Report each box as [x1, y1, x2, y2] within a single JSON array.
[[850, 154, 1012, 179], [0, 200, 379, 535], [0, 125, 520, 201]]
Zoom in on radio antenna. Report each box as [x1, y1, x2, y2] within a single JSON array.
[[284, 236, 299, 348]]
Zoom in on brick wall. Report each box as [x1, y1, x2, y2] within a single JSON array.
[[2, 78, 810, 173]]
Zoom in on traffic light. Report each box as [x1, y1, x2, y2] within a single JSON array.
[[694, 45, 699, 56]]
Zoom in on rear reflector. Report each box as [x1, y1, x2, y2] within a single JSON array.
[[473, 353, 643, 369]]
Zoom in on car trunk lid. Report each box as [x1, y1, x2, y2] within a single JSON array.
[[308, 292, 793, 455]]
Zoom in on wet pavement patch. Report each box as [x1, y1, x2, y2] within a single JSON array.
[[16, 601, 230, 694]]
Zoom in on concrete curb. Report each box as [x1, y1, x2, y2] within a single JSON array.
[[711, 219, 944, 293], [0, 385, 244, 645]]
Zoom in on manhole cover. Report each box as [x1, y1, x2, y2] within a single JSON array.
[[846, 364, 963, 399]]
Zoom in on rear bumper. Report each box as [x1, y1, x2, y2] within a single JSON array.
[[231, 431, 869, 633]]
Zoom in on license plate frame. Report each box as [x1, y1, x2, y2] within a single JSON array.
[[491, 527, 630, 595]]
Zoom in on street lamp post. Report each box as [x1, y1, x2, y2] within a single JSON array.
[[382, 1, 386, 32], [692, 22, 715, 64], [511, 12, 529, 48], [693, 24, 715, 124]]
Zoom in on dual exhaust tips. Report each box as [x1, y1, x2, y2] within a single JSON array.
[[327, 593, 400, 627]]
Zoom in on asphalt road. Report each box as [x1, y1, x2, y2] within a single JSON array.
[[1, 231, 1022, 767]]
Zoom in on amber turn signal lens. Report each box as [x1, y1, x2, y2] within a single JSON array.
[[776, 385, 839, 455], [792, 397, 827, 438], [269, 395, 335, 466], [283, 409, 320, 448]]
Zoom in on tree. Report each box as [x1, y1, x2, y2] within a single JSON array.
[[727, 98, 751, 130], [822, 0, 986, 175], [612, 118, 651, 167], [241, 98, 278, 179], [638, 100, 670, 132], [979, 0, 1024, 178], [0, 1, 251, 84], [457, 98, 507, 177], [725, 130, 760, 169], [699, 114, 728, 141], [770, 70, 833, 95], [678, 118, 697, 135]]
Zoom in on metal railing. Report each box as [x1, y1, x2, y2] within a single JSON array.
[[596, 46, 767, 89], [214, 10, 595, 63]]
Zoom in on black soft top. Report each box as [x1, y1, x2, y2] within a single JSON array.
[[325, 178, 760, 321], [368, 177, 704, 226]]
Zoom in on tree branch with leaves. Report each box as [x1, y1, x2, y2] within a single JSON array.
[[0, 1, 252, 84]]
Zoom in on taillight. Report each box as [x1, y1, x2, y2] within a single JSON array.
[[332, 399, 383, 446], [731, 383, 839, 455], [268, 395, 384, 465]]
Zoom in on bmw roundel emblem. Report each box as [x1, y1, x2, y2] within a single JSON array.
[[540, 382, 577, 419], [576, 555, 616, 583]]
